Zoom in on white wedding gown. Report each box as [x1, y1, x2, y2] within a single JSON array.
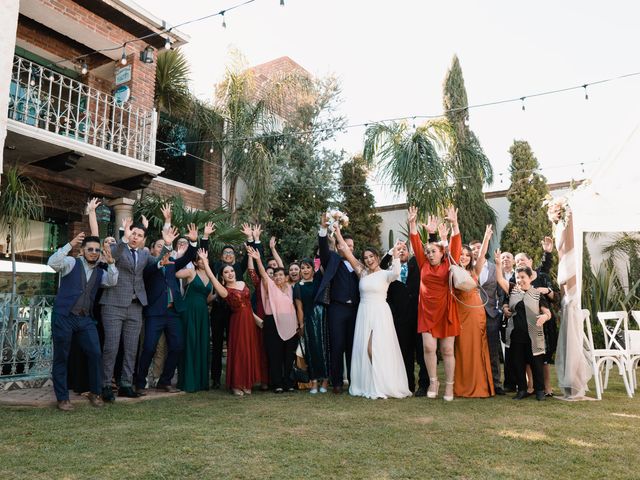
[[553, 221, 592, 399], [349, 259, 412, 399]]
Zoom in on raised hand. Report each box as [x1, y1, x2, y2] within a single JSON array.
[[160, 203, 172, 222], [71, 232, 85, 248], [159, 252, 174, 267], [176, 241, 188, 258], [320, 212, 328, 229], [186, 223, 198, 242], [102, 244, 114, 264], [197, 248, 209, 261], [269, 236, 277, 250], [245, 245, 261, 260], [484, 224, 493, 240], [86, 197, 101, 213], [203, 222, 215, 238], [141, 215, 149, 229], [241, 223, 253, 240], [426, 214, 438, 234], [541, 236, 553, 253], [252, 224, 263, 241], [494, 248, 502, 265], [162, 226, 179, 246], [122, 218, 133, 238], [437, 222, 449, 241], [407, 206, 418, 225], [444, 205, 458, 225]]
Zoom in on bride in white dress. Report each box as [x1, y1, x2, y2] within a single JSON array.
[[333, 226, 412, 399], [547, 200, 591, 399]]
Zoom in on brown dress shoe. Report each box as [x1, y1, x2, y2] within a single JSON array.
[[87, 393, 104, 408], [57, 400, 74, 412], [156, 384, 179, 393], [332, 386, 343, 394], [135, 387, 148, 396]]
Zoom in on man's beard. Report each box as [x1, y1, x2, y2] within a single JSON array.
[[85, 257, 98, 265]]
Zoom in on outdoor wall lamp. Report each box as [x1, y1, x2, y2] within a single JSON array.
[[140, 46, 155, 64]]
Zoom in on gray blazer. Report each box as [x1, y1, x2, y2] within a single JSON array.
[[479, 261, 500, 319], [99, 240, 169, 308]]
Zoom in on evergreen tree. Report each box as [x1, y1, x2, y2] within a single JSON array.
[[339, 155, 382, 253], [500, 140, 552, 264], [443, 55, 495, 241]]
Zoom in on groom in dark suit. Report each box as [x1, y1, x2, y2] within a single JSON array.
[[315, 214, 360, 394], [380, 242, 429, 395]]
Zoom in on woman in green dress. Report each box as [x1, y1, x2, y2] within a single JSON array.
[[175, 253, 213, 392], [293, 259, 329, 394]]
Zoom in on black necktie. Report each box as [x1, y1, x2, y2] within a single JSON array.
[[130, 248, 137, 267]]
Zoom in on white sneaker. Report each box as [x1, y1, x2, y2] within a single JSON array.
[[309, 388, 318, 394], [319, 386, 327, 393]]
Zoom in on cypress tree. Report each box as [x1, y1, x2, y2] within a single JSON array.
[[500, 140, 552, 264], [339, 155, 382, 253], [443, 55, 496, 241]]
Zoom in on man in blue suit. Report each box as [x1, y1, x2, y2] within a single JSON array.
[[134, 223, 208, 394], [314, 214, 360, 393]]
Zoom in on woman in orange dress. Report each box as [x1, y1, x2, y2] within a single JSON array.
[[453, 225, 495, 398], [409, 205, 460, 401]]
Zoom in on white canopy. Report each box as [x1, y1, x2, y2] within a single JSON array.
[[568, 123, 640, 307]]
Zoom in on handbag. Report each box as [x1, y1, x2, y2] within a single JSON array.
[[448, 253, 476, 291], [290, 338, 310, 384]]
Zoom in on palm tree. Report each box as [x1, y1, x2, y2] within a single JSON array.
[[362, 119, 453, 217], [0, 167, 44, 303], [155, 49, 191, 116]]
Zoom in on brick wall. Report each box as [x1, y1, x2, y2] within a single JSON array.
[[17, 0, 157, 112], [145, 179, 205, 210]]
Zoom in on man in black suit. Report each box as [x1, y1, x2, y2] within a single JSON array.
[[380, 242, 429, 395], [314, 214, 360, 394]]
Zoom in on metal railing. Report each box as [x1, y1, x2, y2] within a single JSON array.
[[8, 55, 157, 164], [0, 295, 54, 379]]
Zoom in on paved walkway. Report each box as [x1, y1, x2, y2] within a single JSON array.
[[0, 384, 184, 408]]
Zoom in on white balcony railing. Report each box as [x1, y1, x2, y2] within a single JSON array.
[[8, 55, 156, 164]]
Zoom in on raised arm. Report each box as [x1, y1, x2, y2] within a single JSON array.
[[494, 248, 510, 294], [537, 236, 553, 274], [47, 232, 84, 276], [197, 248, 229, 299], [269, 236, 284, 268], [386, 240, 403, 283], [318, 213, 331, 268], [86, 198, 100, 237], [246, 245, 270, 282], [334, 224, 363, 275], [473, 225, 493, 276], [408, 206, 425, 269]]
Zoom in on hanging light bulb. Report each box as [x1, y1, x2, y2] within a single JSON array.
[[428, 188, 432, 194], [520, 97, 526, 111], [580, 162, 585, 173], [583, 84, 589, 100], [182, 150, 187, 157], [243, 147, 249, 154], [120, 46, 127, 65], [209, 144, 214, 154], [499, 173, 503, 184], [287, 193, 291, 199], [462, 184, 467, 190], [164, 37, 172, 50], [81, 62, 88, 75], [30, 77, 36, 86], [48, 72, 55, 82], [279, 143, 285, 150], [221, 11, 227, 28]]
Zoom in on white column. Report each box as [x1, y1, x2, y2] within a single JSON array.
[[0, 0, 20, 180], [108, 197, 136, 238]]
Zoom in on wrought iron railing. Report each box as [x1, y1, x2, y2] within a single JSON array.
[[8, 55, 157, 164], [0, 295, 54, 379]]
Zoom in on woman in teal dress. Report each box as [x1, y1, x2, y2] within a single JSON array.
[[175, 253, 213, 393], [293, 259, 329, 394]]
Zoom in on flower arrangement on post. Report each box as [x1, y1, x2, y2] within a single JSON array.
[[325, 208, 349, 236]]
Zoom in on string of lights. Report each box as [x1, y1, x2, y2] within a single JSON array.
[[43, 0, 279, 70]]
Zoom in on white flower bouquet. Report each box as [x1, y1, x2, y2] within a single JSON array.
[[543, 194, 570, 225], [326, 208, 349, 235]]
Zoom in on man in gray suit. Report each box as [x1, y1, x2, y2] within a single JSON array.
[[470, 239, 504, 395], [100, 218, 183, 401]]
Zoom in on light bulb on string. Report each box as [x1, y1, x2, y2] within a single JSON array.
[[279, 143, 285, 150], [120, 46, 127, 65], [209, 144, 214, 154], [164, 37, 172, 50], [499, 173, 503, 184], [462, 184, 467, 190], [583, 84, 589, 100], [580, 162, 585, 173], [520, 97, 526, 111], [243, 147, 249, 154], [221, 11, 227, 28], [48, 72, 55, 82], [287, 193, 291, 199], [81, 62, 88, 75]]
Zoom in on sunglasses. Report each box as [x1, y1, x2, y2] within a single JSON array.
[[85, 247, 101, 253], [222, 250, 235, 255]]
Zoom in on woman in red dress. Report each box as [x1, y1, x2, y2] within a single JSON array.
[[198, 249, 266, 396], [409, 205, 461, 401]]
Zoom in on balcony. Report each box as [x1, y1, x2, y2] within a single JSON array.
[[4, 55, 163, 189]]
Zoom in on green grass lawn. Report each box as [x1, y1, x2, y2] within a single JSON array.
[[1, 374, 638, 480]]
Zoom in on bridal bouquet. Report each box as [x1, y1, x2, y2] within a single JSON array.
[[543, 194, 569, 226], [326, 208, 349, 235]]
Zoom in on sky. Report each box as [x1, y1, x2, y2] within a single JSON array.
[[134, 0, 640, 205]]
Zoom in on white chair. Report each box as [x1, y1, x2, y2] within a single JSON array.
[[582, 310, 603, 399], [628, 311, 640, 390], [595, 311, 633, 398]]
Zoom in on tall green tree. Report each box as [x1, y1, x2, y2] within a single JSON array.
[[339, 155, 382, 252], [265, 76, 344, 260], [443, 55, 495, 241], [500, 140, 551, 264], [0, 167, 43, 303]]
